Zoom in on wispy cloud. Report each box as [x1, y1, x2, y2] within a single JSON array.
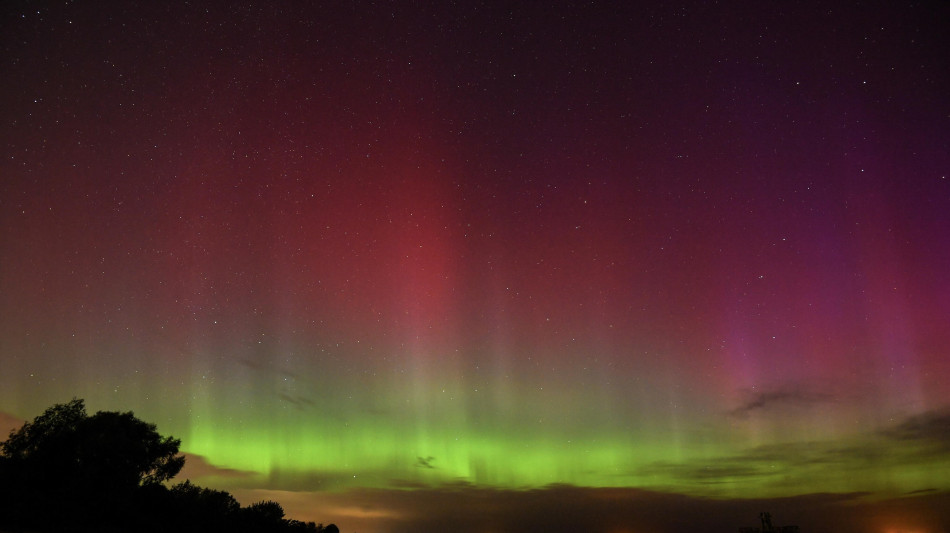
[[638, 461, 765, 483], [277, 392, 315, 410], [729, 386, 834, 418], [177, 453, 256, 481], [881, 408, 950, 450], [416, 456, 436, 469], [637, 406, 950, 499]]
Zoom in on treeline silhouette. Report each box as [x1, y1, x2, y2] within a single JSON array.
[[0, 399, 339, 533]]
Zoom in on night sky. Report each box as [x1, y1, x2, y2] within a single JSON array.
[[2, 2, 950, 532]]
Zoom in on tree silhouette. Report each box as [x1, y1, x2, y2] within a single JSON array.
[[0, 399, 185, 529], [1, 398, 86, 459], [168, 479, 242, 532], [1, 399, 184, 490], [0, 399, 335, 532], [240, 500, 288, 532], [247, 500, 286, 522]]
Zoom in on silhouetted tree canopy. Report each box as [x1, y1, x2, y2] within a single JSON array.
[[1, 399, 185, 489], [0, 399, 337, 533]]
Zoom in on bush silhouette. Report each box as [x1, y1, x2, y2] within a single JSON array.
[[0, 399, 336, 532]]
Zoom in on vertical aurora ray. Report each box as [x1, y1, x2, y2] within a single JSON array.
[[2, 2, 950, 531]]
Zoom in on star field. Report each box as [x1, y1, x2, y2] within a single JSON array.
[[2, 2, 950, 532]]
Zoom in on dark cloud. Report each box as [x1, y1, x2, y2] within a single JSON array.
[[235, 357, 297, 379], [729, 441, 888, 468], [906, 488, 939, 495], [233, 357, 319, 411], [882, 408, 950, 449], [636, 431, 946, 496], [277, 392, 315, 410], [639, 461, 765, 483], [177, 453, 255, 481], [638, 442, 827, 487], [416, 456, 436, 469], [730, 387, 834, 418], [626, 408, 950, 502]]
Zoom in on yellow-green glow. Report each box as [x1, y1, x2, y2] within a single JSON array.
[[173, 372, 949, 500], [187, 417, 682, 489]]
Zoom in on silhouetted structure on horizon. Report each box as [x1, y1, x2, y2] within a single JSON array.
[[739, 512, 799, 533]]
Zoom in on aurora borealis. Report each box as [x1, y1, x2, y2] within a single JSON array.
[[2, 1, 950, 532]]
